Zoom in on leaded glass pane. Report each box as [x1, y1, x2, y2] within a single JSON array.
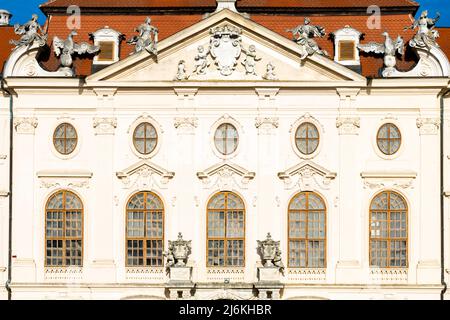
[[207, 192, 245, 267], [390, 193, 406, 210], [207, 211, 225, 238], [53, 123, 77, 155], [226, 240, 244, 267], [369, 191, 408, 268], [127, 192, 145, 209], [146, 193, 163, 210], [288, 192, 326, 268], [227, 193, 244, 209], [126, 192, 164, 267], [45, 191, 83, 267], [214, 123, 238, 155], [289, 193, 307, 210], [47, 193, 63, 209], [133, 123, 158, 155], [377, 123, 401, 155], [295, 122, 319, 155], [226, 211, 244, 238], [207, 240, 225, 266], [208, 192, 225, 209], [370, 192, 388, 210]]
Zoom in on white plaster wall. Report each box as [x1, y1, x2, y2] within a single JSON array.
[[2, 82, 444, 299]]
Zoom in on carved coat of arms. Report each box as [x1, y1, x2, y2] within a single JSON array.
[[210, 25, 242, 76]]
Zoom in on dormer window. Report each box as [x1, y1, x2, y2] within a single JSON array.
[[331, 26, 362, 69], [338, 40, 356, 61], [90, 27, 122, 68]]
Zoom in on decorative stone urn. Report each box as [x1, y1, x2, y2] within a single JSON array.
[[164, 233, 192, 282], [257, 233, 284, 282]]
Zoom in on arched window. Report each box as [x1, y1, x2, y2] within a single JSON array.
[[369, 191, 408, 268], [207, 192, 245, 267], [45, 190, 83, 267], [126, 191, 164, 267], [288, 192, 326, 268]]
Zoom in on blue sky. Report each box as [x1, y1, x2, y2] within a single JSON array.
[[0, 0, 449, 26]]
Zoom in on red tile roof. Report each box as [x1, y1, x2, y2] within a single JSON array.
[[0, 26, 16, 74], [39, 12, 418, 77], [40, 0, 419, 9], [437, 28, 450, 61]]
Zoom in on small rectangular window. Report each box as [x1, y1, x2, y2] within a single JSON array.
[[338, 40, 355, 61], [97, 41, 115, 62]]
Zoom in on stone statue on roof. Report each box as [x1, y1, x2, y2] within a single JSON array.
[[405, 10, 441, 49], [358, 32, 404, 77], [10, 14, 48, 49], [127, 17, 159, 55], [287, 17, 328, 59], [53, 30, 100, 70]]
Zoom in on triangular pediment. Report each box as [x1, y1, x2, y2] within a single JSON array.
[[116, 160, 175, 190], [86, 9, 365, 84], [278, 160, 336, 191]]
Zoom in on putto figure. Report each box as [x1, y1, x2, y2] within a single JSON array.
[[241, 44, 261, 75], [287, 17, 328, 59], [174, 60, 188, 81], [10, 14, 48, 49], [194, 45, 210, 75], [262, 62, 278, 80], [53, 30, 100, 70], [358, 32, 404, 77], [405, 10, 441, 49], [127, 17, 159, 55]]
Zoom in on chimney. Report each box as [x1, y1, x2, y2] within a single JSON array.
[[215, 0, 238, 13], [0, 9, 12, 26]]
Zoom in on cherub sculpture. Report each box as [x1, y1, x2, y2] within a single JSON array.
[[174, 60, 188, 80], [194, 45, 210, 75], [53, 30, 100, 69], [262, 62, 278, 80], [10, 14, 48, 49], [286, 18, 328, 59], [241, 44, 261, 75], [358, 32, 404, 76], [405, 10, 441, 49], [127, 17, 159, 55]]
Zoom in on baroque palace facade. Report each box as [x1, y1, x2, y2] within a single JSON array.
[[1, 0, 450, 300]]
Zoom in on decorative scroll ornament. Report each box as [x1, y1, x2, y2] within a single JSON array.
[[262, 62, 278, 80], [210, 25, 242, 76], [405, 10, 440, 49], [127, 17, 158, 55], [278, 160, 337, 191], [257, 233, 284, 274], [14, 117, 38, 134], [9, 14, 47, 49], [92, 117, 117, 135], [164, 233, 192, 268], [336, 117, 360, 135], [116, 160, 175, 190], [416, 117, 440, 135], [174, 60, 188, 81], [53, 30, 100, 73], [197, 162, 255, 190], [286, 18, 328, 59], [357, 32, 404, 77]]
